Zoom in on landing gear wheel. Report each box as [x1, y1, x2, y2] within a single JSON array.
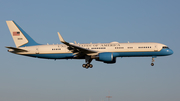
[[82, 64, 93, 69], [85, 65, 89, 69], [151, 63, 154, 66], [86, 64, 90, 67], [89, 64, 93, 68], [82, 64, 86, 68]]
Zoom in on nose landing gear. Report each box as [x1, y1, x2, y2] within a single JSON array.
[[151, 57, 155, 66], [151, 63, 154, 66]]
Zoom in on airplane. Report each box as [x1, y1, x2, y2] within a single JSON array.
[[6, 20, 173, 69]]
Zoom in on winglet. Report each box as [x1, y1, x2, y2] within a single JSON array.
[[57, 32, 65, 43]]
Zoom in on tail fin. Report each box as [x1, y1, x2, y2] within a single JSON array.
[[6, 21, 40, 48]]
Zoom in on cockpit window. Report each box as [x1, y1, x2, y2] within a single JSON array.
[[163, 46, 169, 49]]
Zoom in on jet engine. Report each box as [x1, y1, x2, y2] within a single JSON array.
[[96, 52, 116, 64]]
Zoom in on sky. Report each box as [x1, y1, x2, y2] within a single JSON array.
[[0, 0, 180, 101]]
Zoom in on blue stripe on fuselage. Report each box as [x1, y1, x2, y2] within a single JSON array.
[[25, 53, 75, 59], [23, 49, 173, 59], [113, 49, 173, 57]]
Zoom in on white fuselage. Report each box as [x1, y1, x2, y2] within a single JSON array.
[[14, 42, 169, 57]]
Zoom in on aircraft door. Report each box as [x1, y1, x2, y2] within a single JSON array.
[[154, 45, 158, 51], [36, 47, 39, 54]]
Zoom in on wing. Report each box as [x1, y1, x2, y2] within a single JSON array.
[[6, 46, 28, 52], [57, 32, 98, 57]]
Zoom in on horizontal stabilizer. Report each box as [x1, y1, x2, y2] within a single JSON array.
[[6, 46, 28, 52]]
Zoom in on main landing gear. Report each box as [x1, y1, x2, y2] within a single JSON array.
[[151, 57, 155, 66], [82, 56, 93, 69], [82, 64, 93, 69]]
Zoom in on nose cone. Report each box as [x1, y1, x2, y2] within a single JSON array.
[[167, 49, 173, 55]]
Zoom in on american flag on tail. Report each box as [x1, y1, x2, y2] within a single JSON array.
[[13, 32, 20, 36]]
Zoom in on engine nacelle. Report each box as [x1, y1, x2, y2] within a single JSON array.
[[96, 52, 116, 64]]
